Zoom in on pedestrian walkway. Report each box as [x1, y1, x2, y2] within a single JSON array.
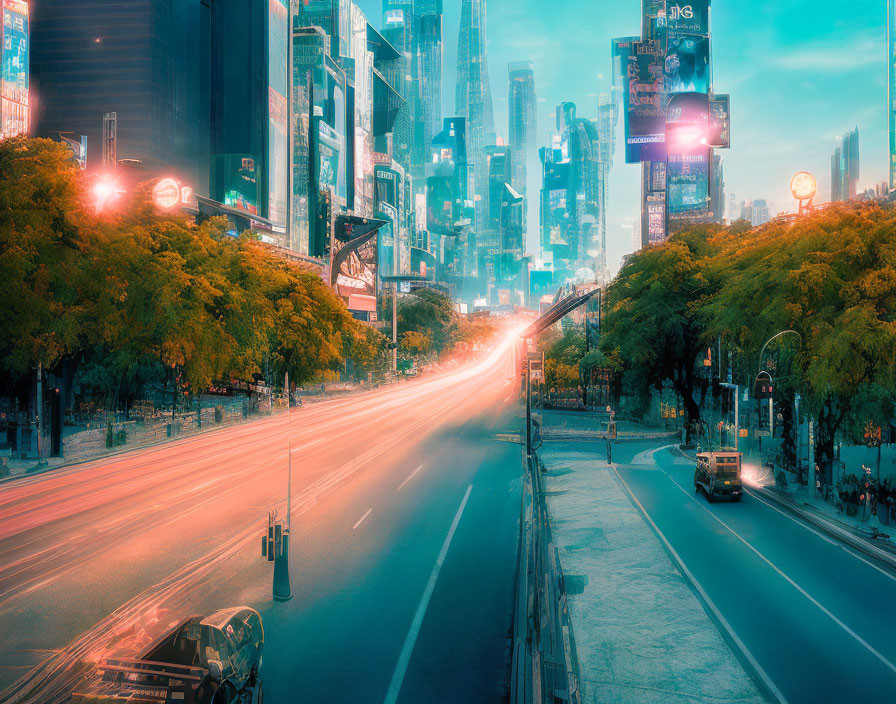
[[539, 441, 765, 704]]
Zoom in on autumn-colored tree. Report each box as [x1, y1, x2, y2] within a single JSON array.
[[704, 203, 896, 481], [401, 330, 432, 356]]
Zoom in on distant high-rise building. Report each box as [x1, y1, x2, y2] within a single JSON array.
[[1, 0, 29, 140], [739, 198, 769, 227], [507, 62, 536, 196], [831, 127, 860, 201], [456, 0, 495, 240], [727, 192, 736, 221], [890, 0, 895, 190], [31, 0, 211, 190]]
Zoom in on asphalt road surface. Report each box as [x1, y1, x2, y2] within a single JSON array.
[[610, 440, 896, 704], [0, 337, 523, 703]]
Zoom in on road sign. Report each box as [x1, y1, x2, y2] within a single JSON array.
[[739, 428, 749, 437]]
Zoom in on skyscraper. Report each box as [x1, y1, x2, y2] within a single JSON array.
[[31, 0, 210, 190], [831, 127, 859, 202], [508, 61, 536, 248], [1, 0, 28, 140], [456, 0, 495, 240], [210, 0, 288, 226]]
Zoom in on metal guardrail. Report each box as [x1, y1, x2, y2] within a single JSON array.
[[511, 454, 582, 704]]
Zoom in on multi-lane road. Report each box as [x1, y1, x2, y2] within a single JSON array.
[[0, 338, 523, 703], [610, 440, 896, 704]]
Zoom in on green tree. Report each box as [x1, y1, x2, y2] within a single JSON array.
[[600, 225, 719, 440]]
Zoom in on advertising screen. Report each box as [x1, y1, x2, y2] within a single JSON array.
[[667, 0, 709, 36], [667, 149, 710, 216], [2, 0, 28, 137], [625, 41, 665, 163], [267, 0, 289, 224], [708, 94, 730, 148], [664, 35, 710, 95]]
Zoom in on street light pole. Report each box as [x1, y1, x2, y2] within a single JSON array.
[[526, 353, 532, 458], [392, 281, 398, 374], [720, 382, 739, 450]]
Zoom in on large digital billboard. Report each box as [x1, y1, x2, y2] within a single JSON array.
[[666, 0, 709, 36], [667, 150, 710, 216], [664, 35, 710, 95], [625, 40, 665, 163], [1, 0, 28, 138], [267, 0, 289, 225]]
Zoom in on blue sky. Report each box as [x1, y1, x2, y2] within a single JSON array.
[[360, 0, 889, 272]]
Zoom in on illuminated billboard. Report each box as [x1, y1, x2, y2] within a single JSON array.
[[1, 0, 28, 138], [666, 0, 709, 36], [625, 40, 665, 163], [664, 35, 709, 95], [646, 193, 666, 244], [708, 94, 730, 148], [267, 0, 289, 225], [667, 150, 710, 216]]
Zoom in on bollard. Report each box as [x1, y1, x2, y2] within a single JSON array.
[[272, 531, 292, 601]]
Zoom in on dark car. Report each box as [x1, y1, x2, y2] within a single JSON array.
[[72, 607, 264, 704], [694, 451, 743, 503]]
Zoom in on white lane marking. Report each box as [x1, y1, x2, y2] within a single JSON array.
[[661, 469, 896, 675], [745, 489, 896, 582], [383, 484, 473, 704], [352, 508, 373, 530], [398, 464, 425, 491], [613, 468, 788, 704], [745, 488, 837, 545]]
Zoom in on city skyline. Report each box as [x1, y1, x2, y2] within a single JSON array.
[[355, 0, 889, 272]]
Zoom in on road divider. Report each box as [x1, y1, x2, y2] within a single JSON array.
[[397, 464, 424, 491]]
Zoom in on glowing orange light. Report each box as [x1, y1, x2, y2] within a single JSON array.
[[152, 178, 182, 210], [790, 171, 817, 201], [92, 177, 125, 212]]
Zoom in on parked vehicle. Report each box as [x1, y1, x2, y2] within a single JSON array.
[[694, 451, 743, 503], [71, 607, 263, 704]]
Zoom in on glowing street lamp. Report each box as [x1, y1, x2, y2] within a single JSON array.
[[92, 177, 125, 213], [790, 171, 816, 215]]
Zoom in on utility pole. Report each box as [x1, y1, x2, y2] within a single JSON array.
[[36, 363, 43, 463], [526, 353, 532, 458]]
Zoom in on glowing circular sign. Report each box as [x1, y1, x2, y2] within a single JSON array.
[[152, 178, 181, 210], [790, 172, 817, 201]]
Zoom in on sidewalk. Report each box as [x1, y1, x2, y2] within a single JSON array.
[[0, 378, 393, 482], [539, 441, 765, 704]]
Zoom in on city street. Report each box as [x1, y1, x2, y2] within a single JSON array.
[[0, 338, 523, 703], [610, 441, 896, 704]]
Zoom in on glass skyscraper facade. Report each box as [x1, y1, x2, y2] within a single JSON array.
[[508, 60, 536, 246], [31, 0, 210, 191], [456, 0, 495, 246]]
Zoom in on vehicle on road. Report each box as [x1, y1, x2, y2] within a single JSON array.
[[694, 451, 743, 503], [71, 607, 263, 704]]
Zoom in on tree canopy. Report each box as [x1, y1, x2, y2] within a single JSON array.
[[0, 137, 385, 404], [600, 203, 896, 472]]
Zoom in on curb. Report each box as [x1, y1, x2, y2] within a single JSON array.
[[752, 486, 896, 572], [611, 467, 786, 704]]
